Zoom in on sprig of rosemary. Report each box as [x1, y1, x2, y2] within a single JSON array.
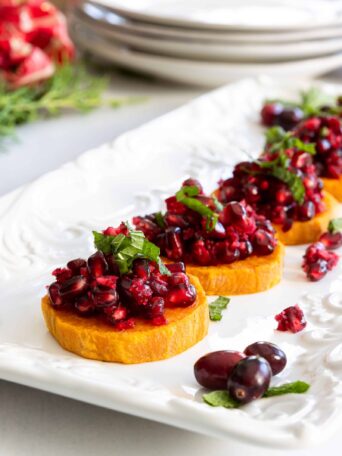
[[0, 63, 142, 143]]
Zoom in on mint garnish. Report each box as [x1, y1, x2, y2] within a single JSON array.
[[203, 381, 310, 409], [209, 296, 230, 321], [175, 185, 219, 231], [328, 217, 342, 234], [93, 224, 171, 276]]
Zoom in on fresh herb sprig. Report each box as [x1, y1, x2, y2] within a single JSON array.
[[328, 217, 342, 234], [209, 296, 230, 321], [203, 381, 310, 408], [265, 126, 316, 155], [0, 63, 141, 143], [175, 185, 219, 231], [266, 87, 342, 117], [93, 223, 170, 276]]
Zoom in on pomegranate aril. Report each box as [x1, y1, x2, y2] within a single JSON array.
[[151, 316, 167, 326], [52, 267, 72, 283], [319, 231, 342, 250], [182, 178, 203, 194], [75, 295, 95, 315], [297, 201, 316, 221], [260, 103, 283, 127], [93, 288, 119, 308], [278, 107, 304, 131], [166, 262, 185, 273], [228, 356, 272, 405], [306, 259, 328, 281], [48, 282, 64, 308], [129, 278, 153, 306], [244, 341, 287, 376], [146, 296, 165, 319], [149, 276, 169, 296], [96, 275, 118, 289], [132, 258, 150, 279], [66, 258, 87, 274], [194, 350, 246, 390], [59, 276, 88, 299], [168, 272, 189, 287], [166, 283, 196, 308], [252, 229, 276, 256], [87, 251, 108, 278], [115, 318, 136, 331], [104, 306, 127, 322], [165, 227, 184, 260], [275, 304, 307, 333]]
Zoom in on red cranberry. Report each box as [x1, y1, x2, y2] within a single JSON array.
[[260, 103, 283, 127], [275, 304, 307, 333], [244, 341, 287, 376], [87, 251, 108, 278], [319, 231, 342, 250], [59, 276, 88, 299], [194, 351, 246, 390], [228, 357, 272, 405], [48, 282, 64, 308]]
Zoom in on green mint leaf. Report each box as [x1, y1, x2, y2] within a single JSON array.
[[212, 196, 224, 212], [300, 88, 333, 116], [93, 231, 115, 254], [157, 258, 171, 276], [203, 390, 239, 409], [176, 185, 218, 232], [265, 126, 288, 145], [264, 381, 310, 397], [288, 137, 316, 155], [270, 166, 305, 204], [154, 212, 166, 228], [328, 217, 342, 234], [209, 296, 230, 321]]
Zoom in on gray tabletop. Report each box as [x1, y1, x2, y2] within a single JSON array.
[[1, 70, 341, 456]]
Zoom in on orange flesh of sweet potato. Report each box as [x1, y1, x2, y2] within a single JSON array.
[[41, 275, 208, 364], [321, 177, 342, 203]]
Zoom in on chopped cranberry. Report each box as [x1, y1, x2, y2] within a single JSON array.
[[275, 304, 307, 333]]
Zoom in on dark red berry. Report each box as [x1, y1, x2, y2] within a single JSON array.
[[244, 341, 287, 376], [194, 351, 246, 390], [228, 356, 272, 405], [59, 275, 88, 299], [87, 251, 108, 278]]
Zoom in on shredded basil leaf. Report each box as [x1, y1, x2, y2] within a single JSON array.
[[263, 381, 310, 397], [154, 212, 165, 228], [203, 390, 239, 409], [209, 296, 230, 321]]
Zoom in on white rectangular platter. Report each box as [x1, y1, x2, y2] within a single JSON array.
[[0, 77, 342, 450]]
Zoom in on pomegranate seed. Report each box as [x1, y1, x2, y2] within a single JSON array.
[[165, 227, 184, 260], [319, 231, 342, 250], [104, 306, 127, 322], [96, 275, 118, 289], [151, 316, 167, 326], [129, 278, 153, 306], [52, 267, 72, 283], [275, 304, 307, 333], [66, 259, 87, 274], [59, 276, 88, 299], [166, 283, 196, 308], [87, 251, 108, 278], [297, 201, 316, 221], [165, 196, 187, 214], [93, 288, 119, 308], [75, 295, 95, 314], [116, 318, 135, 331], [48, 282, 64, 308], [302, 241, 339, 280], [146, 296, 165, 319], [149, 276, 169, 296], [166, 262, 185, 273], [132, 258, 150, 279], [182, 178, 203, 194], [252, 229, 276, 255], [168, 272, 190, 287], [260, 103, 283, 127]]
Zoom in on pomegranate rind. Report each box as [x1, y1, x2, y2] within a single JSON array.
[[41, 275, 208, 364], [274, 191, 339, 246], [185, 242, 284, 296], [321, 177, 342, 203]]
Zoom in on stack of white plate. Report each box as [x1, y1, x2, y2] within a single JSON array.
[[69, 0, 342, 87]]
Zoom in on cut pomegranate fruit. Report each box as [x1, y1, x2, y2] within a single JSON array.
[[47, 226, 198, 330], [275, 304, 307, 333]]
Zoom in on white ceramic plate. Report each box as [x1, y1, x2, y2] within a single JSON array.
[[90, 0, 342, 31], [72, 27, 342, 87], [1, 77, 342, 449], [80, 2, 342, 44], [70, 12, 342, 62]]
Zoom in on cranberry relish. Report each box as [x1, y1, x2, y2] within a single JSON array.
[[47, 225, 197, 330], [217, 145, 325, 232], [133, 179, 277, 267], [294, 116, 342, 179]]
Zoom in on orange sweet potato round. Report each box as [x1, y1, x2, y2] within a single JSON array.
[[273, 191, 338, 245], [321, 176, 342, 203], [185, 242, 284, 296], [41, 275, 208, 364]]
